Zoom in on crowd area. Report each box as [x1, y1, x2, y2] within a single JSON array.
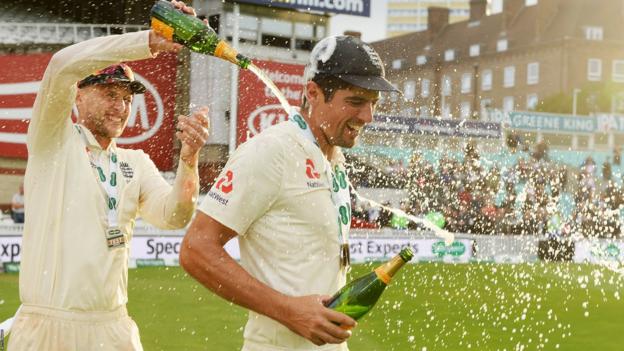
[[7, 137, 624, 239], [349, 138, 624, 238]]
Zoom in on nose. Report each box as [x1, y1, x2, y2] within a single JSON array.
[[358, 102, 374, 124], [111, 97, 130, 114]]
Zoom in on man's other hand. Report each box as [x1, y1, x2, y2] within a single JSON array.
[[177, 106, 210, 167], [278, 294, 357, 346]]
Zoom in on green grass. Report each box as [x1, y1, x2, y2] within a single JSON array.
[[1, 263, 623, 350]]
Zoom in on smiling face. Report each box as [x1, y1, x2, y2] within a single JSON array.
[[76, 83, 133, 146], [305, 80, 379, 150]]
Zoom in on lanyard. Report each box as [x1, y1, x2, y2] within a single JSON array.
[[75, 125, 119, 228], [288, 108, 352, 266]]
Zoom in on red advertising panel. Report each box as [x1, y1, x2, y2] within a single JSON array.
[[237, 59, 305, 145], [0, 52, 178, 170]]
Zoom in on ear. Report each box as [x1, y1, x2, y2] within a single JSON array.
[[305, 81, 321, 106], [75, 88, 83, 102]]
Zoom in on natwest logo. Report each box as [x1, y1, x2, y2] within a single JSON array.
[[305, 159, 320, 179], [215, 170, 234, 194]]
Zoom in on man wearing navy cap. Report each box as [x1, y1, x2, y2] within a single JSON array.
[[181, 35, 400, 351], [7, 1, 208, 350]]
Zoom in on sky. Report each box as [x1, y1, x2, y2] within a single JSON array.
[[329, 0, 389, 43]]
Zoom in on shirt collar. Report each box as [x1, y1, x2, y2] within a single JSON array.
[[75, 123, 116, 152], [284, 120, 346, 167]]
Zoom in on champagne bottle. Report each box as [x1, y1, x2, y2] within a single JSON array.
[[326, 248, 414, 323], [150, 0, 251, 69]]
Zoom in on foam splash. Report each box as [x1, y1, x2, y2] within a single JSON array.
[[351, 188, 455, 246]]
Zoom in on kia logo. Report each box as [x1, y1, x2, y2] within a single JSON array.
[[118, 73, 164, 144], [246, 104, 288, 138]]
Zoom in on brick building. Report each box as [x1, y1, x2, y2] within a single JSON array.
[[373, 0, 624, 122], [387, 0, 470, 37]]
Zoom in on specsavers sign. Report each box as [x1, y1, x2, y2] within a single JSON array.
[[0, 235, 473, 266], [131, 237, 474, 264], [230, 0, 371, 17], [349, 238, 473, 263]]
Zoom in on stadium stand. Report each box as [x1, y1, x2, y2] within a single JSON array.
[[0, 2, 146, 45]]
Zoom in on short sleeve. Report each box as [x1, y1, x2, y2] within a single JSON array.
[[198, 134, 285, 235]]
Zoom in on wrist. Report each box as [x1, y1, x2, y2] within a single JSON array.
[[148, 30, 161, 56], [180, 153, 198, 169], [270, 294, 294, 325]]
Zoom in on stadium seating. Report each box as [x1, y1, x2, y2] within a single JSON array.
[[0, 3, 146, 45]]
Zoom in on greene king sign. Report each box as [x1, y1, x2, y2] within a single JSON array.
[[231, 0, 371, 17]]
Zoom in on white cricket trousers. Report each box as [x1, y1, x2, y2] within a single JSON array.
[[7, 304, 143, 351]]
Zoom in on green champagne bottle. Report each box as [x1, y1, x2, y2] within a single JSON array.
[[150, 0, 251, 69], [326, 248, 414, 324]]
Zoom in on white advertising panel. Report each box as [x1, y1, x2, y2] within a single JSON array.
[[573, 239, 624, 264]]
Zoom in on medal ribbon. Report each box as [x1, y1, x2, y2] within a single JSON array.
[[75, 125, 119, 228], [288, 109, 352, 261]]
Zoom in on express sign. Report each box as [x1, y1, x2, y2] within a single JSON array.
[[237, 59, 305, 145], [0, 52, 178, 170]]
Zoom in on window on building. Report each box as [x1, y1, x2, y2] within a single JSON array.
[[421, 78, 430, 97], [613, 60, 624, 82], [404, 80, 416, 100], [442, 75, 452, 96], [295, 38, 315, 51], [388, 23, 427, 32], [481, 69, 492, 91], [420, 106, 430, 118], [388, 8, 427, 17], [584, 26, 604, 41], [469, 44, 480, 57], [442, 103, 451, 119], [504, 66, 515, 87], [461, 73, 472, 94], [445, 49, 455, 62], [208, 14, 221, 34], [497, 39, 508, 52], [503, 96, 515, 113], [294, 23, 314, 38], [491, 0, 503, 13], [588, 58, 602, 81], [527, 93, 538, 110], [417, 55, 427, 65], [460, 102, 471, 119], [316, 25, 326, 38], [392, 59, 402, 70], [525, 0, 538, 5], [480, 98, 492, 117], [527, 62, 539, 85], [261, 34, 291, 48], [261, 18, 292, 36]]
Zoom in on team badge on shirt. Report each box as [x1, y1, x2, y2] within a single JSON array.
[[305, 159, 324, 188], [305, 159, 321, 179], [119, 161, 134, 179], [215, 170, 234, 194], [207, 170, 234, 206]]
